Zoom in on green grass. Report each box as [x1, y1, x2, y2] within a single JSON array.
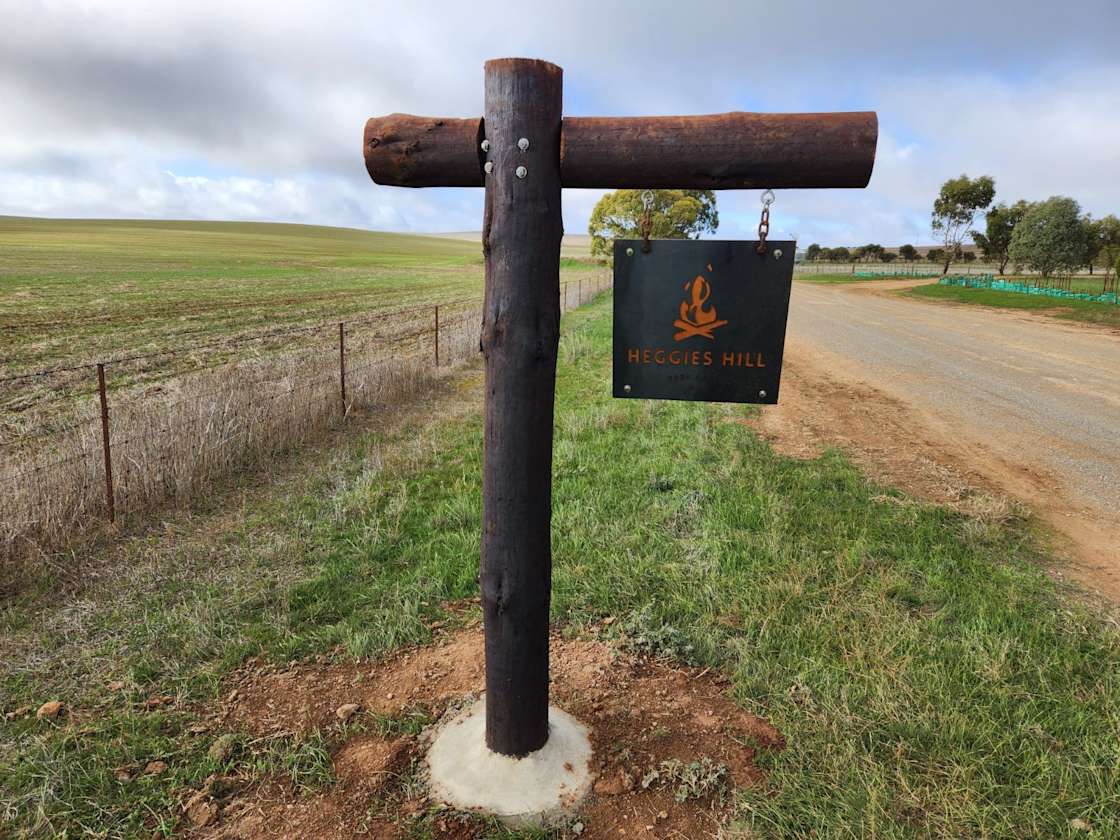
[[908, 282, 1120, 329], [996, 274, 1110, 296], [0, 217, 600, 378], [2, 296, 1119, 838]]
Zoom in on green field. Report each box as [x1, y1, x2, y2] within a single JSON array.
[[907, 282, 1120, 329], [795, 272, 911, 284], [3, 297, 1118, 838], [0, 217, 599, 379]]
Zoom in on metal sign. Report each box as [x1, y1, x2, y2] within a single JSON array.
[[613, 239, 794, 404]]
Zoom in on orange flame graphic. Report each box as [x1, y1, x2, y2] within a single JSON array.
[[673, 270, 728, 341]]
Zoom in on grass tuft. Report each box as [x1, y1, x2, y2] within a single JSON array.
[[641, 757, 729, 803]]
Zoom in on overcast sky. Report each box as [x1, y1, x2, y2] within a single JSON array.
[[1, 0, 1118, 245]]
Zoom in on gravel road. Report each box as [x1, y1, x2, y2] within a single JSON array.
[[784, 280, 1120, 597]]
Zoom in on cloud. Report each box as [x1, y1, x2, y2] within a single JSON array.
[[717, 66, 1120, 247], [1, 0, 1117, 244], [0, 156, 488, 232]]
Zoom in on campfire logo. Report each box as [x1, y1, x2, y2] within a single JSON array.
[[673, 263, 729, 341]]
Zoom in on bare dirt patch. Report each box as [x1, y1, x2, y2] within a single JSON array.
[[753, 342, 1019, 510], [193, 624, 783, 839], [199, 737, 412, 839]]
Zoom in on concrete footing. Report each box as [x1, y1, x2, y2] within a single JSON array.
[[426, 697, 594, 827]]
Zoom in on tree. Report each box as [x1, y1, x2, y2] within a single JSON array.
[[931, 174, 996, 274], [831, 246, 851, 263], [926, 248, 945, 265], [898, 244, 919, 262], [1081, 216, 1103, 275], [860, 243, 884, 262], [1008, 196, 1087, 278], [961, 251, 976, 263], [1094, 215, 1120, 282], [806, 243, 822, 262], [971, 200, 1030, 275], [588, 189, 717, 261], [879, 252, 897, 263]]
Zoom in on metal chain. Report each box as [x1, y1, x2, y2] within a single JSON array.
[[756, 189, 775, 254], [640, 189, 655, 253]]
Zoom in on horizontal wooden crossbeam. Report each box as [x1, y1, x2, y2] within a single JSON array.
[[364, 111, 877, 190]]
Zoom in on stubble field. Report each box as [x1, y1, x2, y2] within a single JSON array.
[[0, 217, 603, 577], [0, 217, 595, 382]]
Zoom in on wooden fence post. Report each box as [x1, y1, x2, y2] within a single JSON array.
[[339, 322, 347, 415], [434, 304, 440, 367], [96, 363, 115, 523], [479, 57, 562, 757]]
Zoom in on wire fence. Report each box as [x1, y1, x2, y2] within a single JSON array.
[[937, 274, 1119, 304], [0, 273, 611, 574]]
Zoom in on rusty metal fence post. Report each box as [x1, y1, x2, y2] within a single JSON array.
[[339, 322, 347, 416], [96, 363, 115, 523], [434, 304, 440, 367]]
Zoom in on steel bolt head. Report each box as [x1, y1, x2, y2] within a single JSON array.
[[480, 139, 490, 152], [773, 249, 783, 259], [517, 137, 529, 151], [759, 390, 767, 398], [484, 161, 494, 174], [515, 165, 527, 179], [624, 384, 632, 394], [626, 247, 634, 257]]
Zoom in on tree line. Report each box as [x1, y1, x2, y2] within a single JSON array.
[[585, 185, 1119, 289], [805, 176, 1120, 284], [804, 243, 973, 266]]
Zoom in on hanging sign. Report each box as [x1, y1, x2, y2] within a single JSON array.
[[612, 239, 794, 404]]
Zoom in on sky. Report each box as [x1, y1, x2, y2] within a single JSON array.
[[1, 0, 1118, 246]]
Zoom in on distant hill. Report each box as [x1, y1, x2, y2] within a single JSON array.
[[432, 231, 592, 259], [0, 215, 482, 258]]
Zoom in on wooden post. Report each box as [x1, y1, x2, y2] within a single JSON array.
[[96, 363, 115, 523], [366, 112, 878, 189], [434, 305, 440, 367], [361, 65, 878, 764], [479, 58, 562, 756], [339, 322, 347, 415]]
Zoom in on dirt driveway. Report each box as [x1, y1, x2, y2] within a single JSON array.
[[755, 279, 1120, 601]]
